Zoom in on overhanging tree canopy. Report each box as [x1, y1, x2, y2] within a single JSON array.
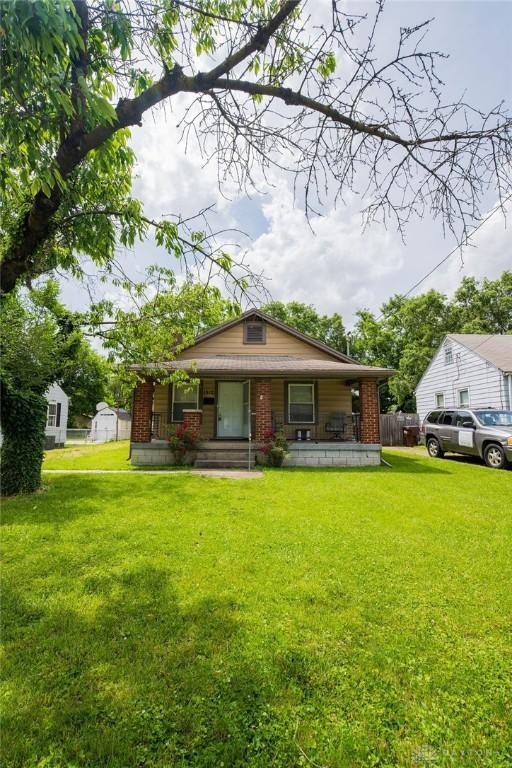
[[1, 0, 511, 296]]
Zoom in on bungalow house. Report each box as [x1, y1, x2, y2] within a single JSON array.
[[415, 334, 512, 421], [129, 310, 395, 467]]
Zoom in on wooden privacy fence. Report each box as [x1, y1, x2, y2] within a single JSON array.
[[379, 413, 420, 446]]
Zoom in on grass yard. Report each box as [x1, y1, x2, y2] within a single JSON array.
[[2, 451, 512, 767], [43, 440, 134, 470]]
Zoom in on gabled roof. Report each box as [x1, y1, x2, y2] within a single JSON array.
[[447, 334, 512, 373], [96, 406, 132, 420], [141, 355, 394, 379], [189, 308, 357, 363], [415, 333, 512, 393]]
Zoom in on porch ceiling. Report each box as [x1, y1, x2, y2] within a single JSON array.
[[132, 355, 395, 379]]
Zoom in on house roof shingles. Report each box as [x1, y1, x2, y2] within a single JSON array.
[[139, 355, 394, 379], [448, 334, 512, 373]]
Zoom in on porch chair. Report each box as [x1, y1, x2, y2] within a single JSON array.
[[325, 412, 348, 441]]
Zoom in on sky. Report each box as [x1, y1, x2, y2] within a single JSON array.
[[61, 0, 512, 328]]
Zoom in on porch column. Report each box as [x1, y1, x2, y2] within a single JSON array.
[[183, 409, 202, 434], [131, 379, 155, 443], [359, 378, 380, 444], [255, 379, 272, 441]]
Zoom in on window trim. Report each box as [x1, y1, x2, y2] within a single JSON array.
[[457, 387, 470, 408], [287, 382, 315, 424], [47, 401, 58, 428], [243, 320, 266, 345], [435, 391, 445, 408], [171, 382, 199, 422]]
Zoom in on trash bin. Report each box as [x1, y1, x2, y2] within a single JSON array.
[[402, 425, 420, 447], [44, 435, 56, 450]]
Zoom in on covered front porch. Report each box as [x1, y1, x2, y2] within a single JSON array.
[[130, 376, 382, 467]]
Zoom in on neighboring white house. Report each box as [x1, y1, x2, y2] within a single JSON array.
[[91, 402, 132, 443], [45, 383, 69, 447], [415, 334, 512, 421]]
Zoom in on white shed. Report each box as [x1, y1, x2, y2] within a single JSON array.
[[415, 334, 512, 421], [45, 383, 69, 447], [91, 402, 132, 443]]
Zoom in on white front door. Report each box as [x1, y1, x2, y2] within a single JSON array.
[[217, 382, 248, 438]]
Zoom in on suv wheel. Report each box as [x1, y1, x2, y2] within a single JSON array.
[[484, 443, 507, 469], [427, 437, 444, 458]]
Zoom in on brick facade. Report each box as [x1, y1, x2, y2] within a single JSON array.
[[182, 409, 202, 434], [255, 379, 272, 441], [359, 378, 380, 444], [130, 379, 155, 443]]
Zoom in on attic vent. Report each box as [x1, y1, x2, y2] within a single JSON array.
[[244, 321, 266, 344]]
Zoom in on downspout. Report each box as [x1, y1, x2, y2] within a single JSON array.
[[246, 379, 252, 471], [128, 387, 135, 461]]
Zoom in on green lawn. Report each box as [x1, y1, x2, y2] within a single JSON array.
[[43, 440, 134, 470], [2, 452, 511, 767]]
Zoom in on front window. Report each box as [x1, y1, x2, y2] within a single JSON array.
[[444, 345, 453, 365], [458, 388, 470, 407], [435, 392, 445, 408], [47, 402, 57, 427], [426, 410, 441, 424], [288, 383, 315, 423], [172, 383, 199, 422], [474, 410, 512, 427]]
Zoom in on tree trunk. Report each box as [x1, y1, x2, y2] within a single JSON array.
[[1, 388, 48, 496]]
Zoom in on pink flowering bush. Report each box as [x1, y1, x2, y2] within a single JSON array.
[[168, 424, 200, 465], [260, 429, 288, 467]]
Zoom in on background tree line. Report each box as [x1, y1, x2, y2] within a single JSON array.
[[262, 271, 512, 412]]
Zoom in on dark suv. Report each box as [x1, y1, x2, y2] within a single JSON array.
[[421, 408, 512, 469]]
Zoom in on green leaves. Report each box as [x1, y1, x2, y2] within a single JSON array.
[[87, 271, 240, 398], [263, 301, 347, 353], [317, 51, 336, 81]]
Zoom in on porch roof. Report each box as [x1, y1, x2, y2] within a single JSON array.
[[132, 355, 395, 379]]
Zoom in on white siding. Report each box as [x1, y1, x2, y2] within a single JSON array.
[[45, 384, 68, 446], [91, 407, 131, 442], [416, 339, 508, 421]]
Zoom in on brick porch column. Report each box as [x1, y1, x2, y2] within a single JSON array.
[[359, 378, 380, 444], [182, 409, 202, 434], [131, 379, 155, 443], [255, 379, 272, 441]]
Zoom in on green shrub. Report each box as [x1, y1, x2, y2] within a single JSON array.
[[261, 430, 289, 467], [1, 387, 47, 495], [168, 424, 200, 465], [268, 446, 286, 467]]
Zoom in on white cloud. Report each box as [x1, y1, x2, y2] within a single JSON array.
[[421, 202, 512, 295], [245, 188, 404, 321]]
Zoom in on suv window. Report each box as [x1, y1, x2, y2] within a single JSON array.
[[426, 411, 441, 423], [440, 411, 455, 425], [454, 411, 474, 427]]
